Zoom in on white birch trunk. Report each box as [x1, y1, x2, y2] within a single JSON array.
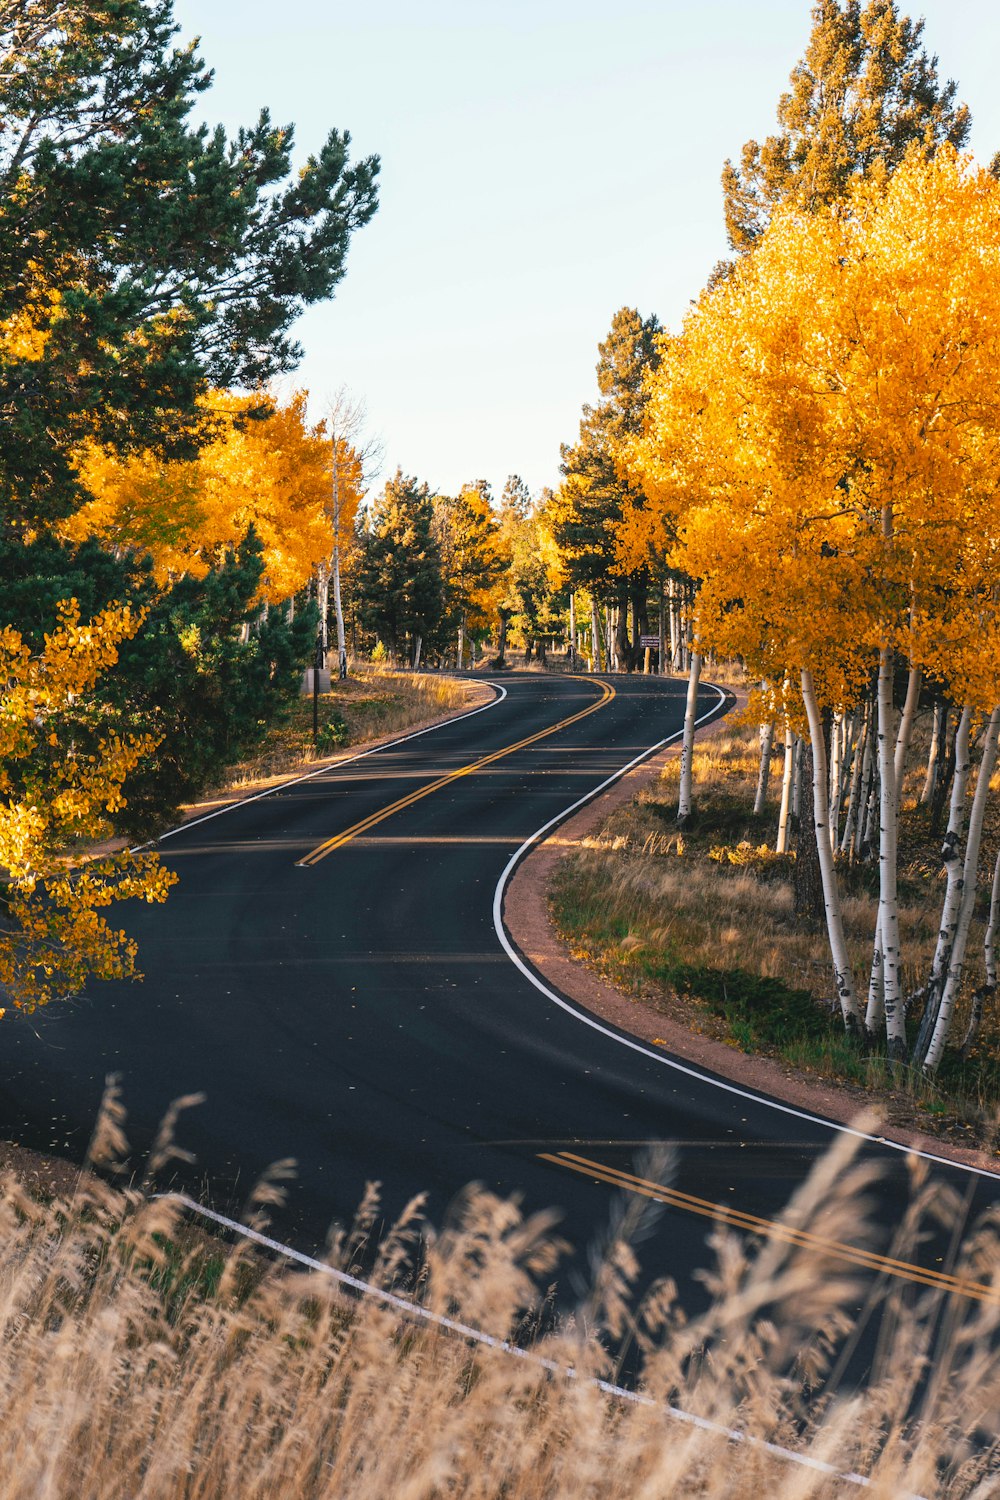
[[331, 448, 349, 680], [924, 707, 1000, 1072], [457, 615, 465, 671], [677, 651, 702, 826], [849, 704, 875, 860], [317, 561, 330, 658], [801, 668, 859, 1029], [911, 709, 971, 1059], [985, 849, 1000, 994], [568, 592, 576, 670], [776, 726, 795, 854], [915, 705, 973, 1061], [791, 735, 804, 825], [960, 848, 1000, 1057], [668, 577, 680, 669], [828, 711, 842, 852], [840, 704, 868, 856], [591, 596, 602, 672], [874, 648, 906, 1061], [753, 717, 775, 816], [864, 913, 885, 1037], [920, 700, 945, 805], [412, 633, 423, 671], [892, 665, 922, 810]]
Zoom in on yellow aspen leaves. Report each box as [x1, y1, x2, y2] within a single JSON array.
[[68, 390, 360, 604], [0, 600, 176, 1013], [623, 149, 1000, 716]]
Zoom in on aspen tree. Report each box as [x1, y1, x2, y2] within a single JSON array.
[[623, 152, 1000, 1058]]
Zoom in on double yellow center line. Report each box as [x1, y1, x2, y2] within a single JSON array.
[[297, 680, 615, 867], [541, 1151, 1000, 1305]]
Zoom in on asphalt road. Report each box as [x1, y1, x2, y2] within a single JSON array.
[[1, 671, 998, 1344]]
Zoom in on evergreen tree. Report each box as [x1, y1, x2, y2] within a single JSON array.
[[355, 471, 443, 666], [0, 531, 316, 835], [722, 0, 969, 252], [0, 0, 379, 529], [552, 308, 661, 668]]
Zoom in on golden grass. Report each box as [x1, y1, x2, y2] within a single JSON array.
[[217, 667, 486, 790], [2, 1092, 999, 1496]]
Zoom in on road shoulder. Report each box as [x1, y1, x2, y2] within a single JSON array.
[[503, 680, 1000, 1177]]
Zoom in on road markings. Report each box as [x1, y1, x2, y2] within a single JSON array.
[[541, 1150, 1000, 1304], [164, 1191, 916, 1495], [491, 681, 1000, 1186], [147, 681, 509, 848], [296, 679, 615, 867]]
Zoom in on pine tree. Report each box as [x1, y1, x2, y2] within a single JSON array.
[[0, 0, 379, 529], [356, 471, 443, 666], [722, 0, 969, 252], [553, 308, 661, 668]]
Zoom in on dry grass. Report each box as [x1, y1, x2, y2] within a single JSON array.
[[2, 1091, 999, 1497], [218, 667, 486, 790], [551, 718, 1000, 1134]]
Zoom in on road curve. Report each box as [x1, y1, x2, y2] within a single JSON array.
[[1, 672, 998, 1327]]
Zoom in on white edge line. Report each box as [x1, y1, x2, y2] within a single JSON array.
[[491, 683, 1000, 1187], [160, 1190, 908, 1495], [142, 680, 508, 849]]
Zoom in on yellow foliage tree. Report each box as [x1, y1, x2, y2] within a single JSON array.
[[622, 150, 1000, 1064], [68, 391, 352, 604], [0, 601, 176, 1013]]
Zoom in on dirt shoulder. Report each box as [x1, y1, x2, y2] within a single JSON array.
[[503, 681, 1000, 1177]]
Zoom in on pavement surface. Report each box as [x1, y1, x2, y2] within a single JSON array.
[[1, 671, 999, 1343]]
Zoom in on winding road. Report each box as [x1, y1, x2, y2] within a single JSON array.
[[1, 672, 998, 1333]]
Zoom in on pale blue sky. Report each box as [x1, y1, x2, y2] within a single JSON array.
[[172, 1, 1000, 501]]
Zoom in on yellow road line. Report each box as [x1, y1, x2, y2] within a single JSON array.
[[297, 680, 615, 867], [540, 1150, 1000, 1305]]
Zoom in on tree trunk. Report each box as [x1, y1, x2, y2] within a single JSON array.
[[776, 726, 795, 854], [457, 614, 465, 671], [827, 711, 842, 852], [791, 734, 804, 827], [412, 633, 423, 670], [913, 706, 972, 1060], [923, 707, 1000, 1072], [800, 668, 859, 1029], [676, 651, 702, 828], [668, 577, 680, 669], [960, 847, 1000, 1059], [568, 592, 576, 671], [590, 596, 602, 672], [753, 718, 774, 816], [497, 612, 507, 668], [873, 648, 907, 1063], [929, 708, 957, 836], [330, 435, 350, 680], [840, 700, 870, 857], [318, 564, 331, 665], [920, 699, 945, 806], [793, 740, 825, 924], [893, 665, 922, 805]]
